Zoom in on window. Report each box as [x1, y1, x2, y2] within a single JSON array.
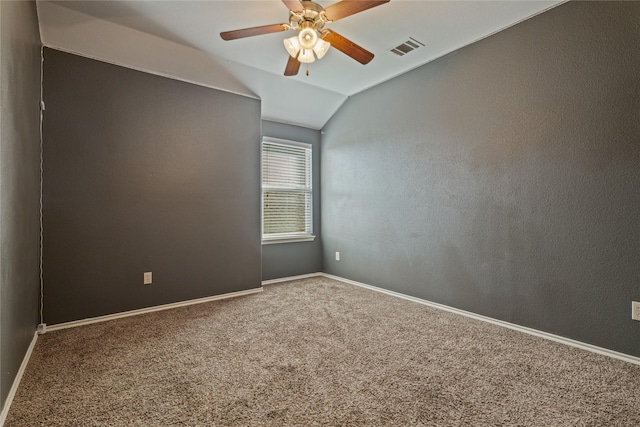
[[262, 137, 314, 244]]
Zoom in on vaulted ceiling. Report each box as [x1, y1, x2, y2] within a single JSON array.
[[37, 0, 564, 129]]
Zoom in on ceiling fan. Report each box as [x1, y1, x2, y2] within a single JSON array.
[[220, 0, 390, 76]]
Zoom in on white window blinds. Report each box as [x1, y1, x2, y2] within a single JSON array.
[[262, 138, 313, 242]]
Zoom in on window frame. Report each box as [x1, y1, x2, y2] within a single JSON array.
[[261, 137, 315, 245]]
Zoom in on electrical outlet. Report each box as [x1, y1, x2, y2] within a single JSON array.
[[632, 301, 640, 321], [144, 272, 152, 285], [335, 252, 340, 261]]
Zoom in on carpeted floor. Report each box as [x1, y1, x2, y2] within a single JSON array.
[[5, 276, 640, 426]]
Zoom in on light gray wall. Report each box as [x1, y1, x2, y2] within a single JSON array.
[[261, 120, 322, 280], [0, 0, 42, 409], [43, 49, 262, 325], [321, 1, 640, 357]]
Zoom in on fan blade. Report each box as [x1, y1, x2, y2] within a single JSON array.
[[322, 29, 374, 64], [323, 0, 390, 22], [281, 0, 304, 12], [220, 24, 288, 41], [284, 55, 301, 76]]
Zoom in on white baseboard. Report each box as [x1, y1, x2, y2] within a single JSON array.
[[0, 332, 39, 426], [321, 273, 640, 366], [47, 287, 263, 332], [262, 272, 323, 286]]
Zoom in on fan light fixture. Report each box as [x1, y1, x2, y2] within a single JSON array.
[[298, 22, 318, 49], [297, 48, 315, 63], [283, 21, 330, 64], [283, 36, 300, 57], [312, 38, 331, 59]]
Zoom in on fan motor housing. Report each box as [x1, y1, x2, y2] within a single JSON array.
[[289, 1, 327, 31]]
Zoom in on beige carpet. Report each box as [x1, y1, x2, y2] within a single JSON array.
[[6, 276, 640, 426]]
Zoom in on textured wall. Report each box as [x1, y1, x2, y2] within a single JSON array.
[[43, 49, 261, 325], [261, 120, 322, 280], [0, 0, 42, 409], [321, 2, 640, 356]]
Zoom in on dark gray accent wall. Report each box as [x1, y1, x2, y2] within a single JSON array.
[[261, 120, 322, 280], [321, 2, 640, 357], [0, 1, 42, 410], [43, 48, 261, 325]]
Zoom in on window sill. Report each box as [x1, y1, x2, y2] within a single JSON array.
[[262, 235, 316, 245]]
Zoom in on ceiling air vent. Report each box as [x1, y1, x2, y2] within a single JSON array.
[[390, 37, 425, 57]]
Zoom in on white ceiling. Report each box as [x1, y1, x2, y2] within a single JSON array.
[[37, 0, 564, 130]]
